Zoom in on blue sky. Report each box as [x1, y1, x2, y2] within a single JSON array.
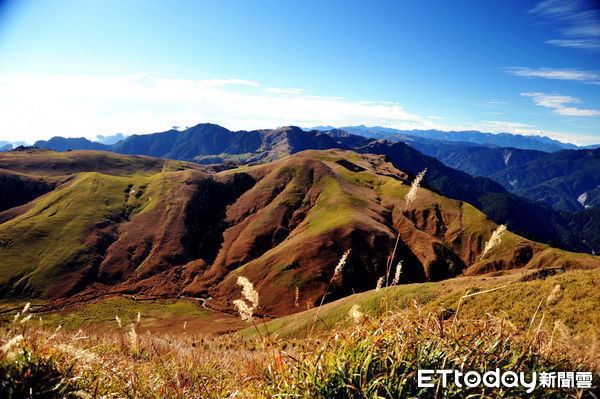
[[0, 0, 599, 144]]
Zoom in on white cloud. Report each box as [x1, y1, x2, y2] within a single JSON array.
[[303, 95, 344, 100], [0, 74, 443, 142], [0, 73, 595, 146], [521, 92, 600, 116], [265, 87, 304, 94], [505, 67, 600, 84], [487, 100, 508, 104], [427, 115, 444, 120]]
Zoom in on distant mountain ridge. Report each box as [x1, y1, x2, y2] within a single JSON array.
[[311, 125, 595, 152], [0, 140, 28, 152], [31, 123, 599, 253], [383, 143, 600, 212], [310, 126, 600, 212], [35, 124, 340, 164]]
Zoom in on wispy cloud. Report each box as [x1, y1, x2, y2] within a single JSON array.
[[505, 67, 600, 84], [531, 0, 600, 50], [303, 95, 344, 100], [427, 115, 444, 120], [545, 39, 600, 49], [522, 92, 600, 116], [265, 87, 304, 94], [487, 100, 508, 105]]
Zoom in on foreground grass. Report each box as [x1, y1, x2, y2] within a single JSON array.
[[1, 299, 598, 398], [241, 268, 600, 349]]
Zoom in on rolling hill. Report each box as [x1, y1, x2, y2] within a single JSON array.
[[0, 148, 597, 317]]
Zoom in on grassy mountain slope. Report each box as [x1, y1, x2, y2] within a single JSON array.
[[0, 147, 206, 176], [241, 267, 600, 346], [0, 148, 597, 317]]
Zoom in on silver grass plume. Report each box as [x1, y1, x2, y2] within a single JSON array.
[[237, 276, 259, 309], [233, 276, 259, 322], [233, 299, 254, 322], [1, 335, 23, 360], [348, 304, 364, 323], [332, 250, 350, 281], [480, 224, 506, 259], [405, 168, 427, 206], [391, 261, 403, 285], [375, 276, 385, 291]]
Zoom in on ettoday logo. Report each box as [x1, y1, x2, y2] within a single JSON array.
[[418, 369, 593, 393]]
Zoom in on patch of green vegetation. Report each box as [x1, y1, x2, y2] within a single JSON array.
[[244, 166, 309, 234], [39, 296, 210, 330], [303, 173, 362, 236], [272, 267, 314, 289], [261, 311, 586, 399], [430, 268, 600, 341], [0, 173, 135, 296], [0, 171, 168, 297], [242, 269, 600, 345], [0, 340, 84, 397], [0, 300, 44, 315], [239, 282, 443, 338]]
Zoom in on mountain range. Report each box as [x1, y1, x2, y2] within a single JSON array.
[[312, 125, 599, 152], [1, 147, 597, 315], [312, 126, 600, 212], [30, 124, 599, 253], [31, 125, 600, 213]]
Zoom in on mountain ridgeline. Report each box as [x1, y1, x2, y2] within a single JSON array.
[[32, 124, 599, 253], [312, 125, 591, 152]]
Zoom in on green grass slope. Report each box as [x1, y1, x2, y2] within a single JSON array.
[[241, 268, 600, 347], [0, 172, 144, 297]]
